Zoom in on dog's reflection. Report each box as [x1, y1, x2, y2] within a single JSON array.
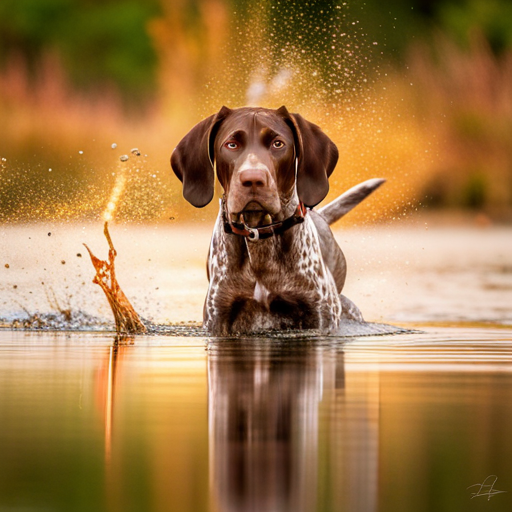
[[208, 340, 379, 512]]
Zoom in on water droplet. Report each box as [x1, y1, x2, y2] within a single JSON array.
[[111, 143, 117, 149], [120, 155, 129, 162]]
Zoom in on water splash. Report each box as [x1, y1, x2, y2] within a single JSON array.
[[192, 0, 433, 224], [246, 68, 293, 106], [84, 222, 146, 334], [103, 163, 128, 223]]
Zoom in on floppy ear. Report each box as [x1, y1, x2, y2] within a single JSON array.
[[171, 106, 232, 207], [276, 106, 339, 207]]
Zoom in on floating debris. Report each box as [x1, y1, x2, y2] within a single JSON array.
[[111, 143, 117, 149], [119, 155, 129, 162], [84, 222, 147, 334], [4, 263, 9, 268], [130, 148, 141, 156]]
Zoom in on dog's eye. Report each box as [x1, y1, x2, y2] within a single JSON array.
[[272, 140, 285, 149], [225, 141, 239, 150]]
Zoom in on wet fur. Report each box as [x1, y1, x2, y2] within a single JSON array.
[[204, 211, 343, 334], [171, 106, 383, 335]]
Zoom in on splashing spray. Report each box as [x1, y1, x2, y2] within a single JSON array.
[[102, 159, 128, 223], [84, 222, 147, 334]]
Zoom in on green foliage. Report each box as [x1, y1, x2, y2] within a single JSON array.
[[0, 0, 160, 98], [437, 0, 512, 54], [462, 172, 487, 209], [1, 0, 511, 101]]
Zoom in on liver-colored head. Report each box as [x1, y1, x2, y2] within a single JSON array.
[[171, 106, 339, 226]]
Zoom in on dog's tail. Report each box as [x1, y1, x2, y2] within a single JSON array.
[[317, 178, 385, 225]]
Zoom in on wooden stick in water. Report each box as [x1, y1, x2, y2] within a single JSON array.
[[84, 222, 147, 334]]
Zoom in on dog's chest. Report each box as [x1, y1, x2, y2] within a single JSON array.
[[204, 213, 342, 333]]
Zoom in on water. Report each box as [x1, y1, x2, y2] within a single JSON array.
[[1, 222, 510, 326], [1, 328, 511, 512], [0, 221, 512, 511]]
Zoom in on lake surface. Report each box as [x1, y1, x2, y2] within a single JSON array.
[[1, 221, 512, 511]]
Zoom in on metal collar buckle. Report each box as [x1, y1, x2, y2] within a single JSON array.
[[245, 226, 260, 242], [222, 197, 306, 241]]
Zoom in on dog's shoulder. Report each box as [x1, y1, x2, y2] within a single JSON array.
[[309, 210, 346, 292]]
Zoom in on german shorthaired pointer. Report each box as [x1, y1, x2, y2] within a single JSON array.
[[171, 106, 384, 335]]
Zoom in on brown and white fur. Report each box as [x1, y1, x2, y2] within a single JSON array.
[[171, 106, 384, 335]]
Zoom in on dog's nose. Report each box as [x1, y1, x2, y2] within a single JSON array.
[[239, 168, 269, 189]]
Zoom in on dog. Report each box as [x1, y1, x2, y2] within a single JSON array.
[[171, 106, 384, 335]]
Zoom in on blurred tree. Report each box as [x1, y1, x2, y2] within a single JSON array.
[[436, 0, 512, 54], [348, 0, 512, 60], [0, 0, 160, 100], [150, 0, 229, 116], [2, 0, 511, 105]]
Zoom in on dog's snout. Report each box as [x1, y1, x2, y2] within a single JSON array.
[[239, 168, 269, 189]]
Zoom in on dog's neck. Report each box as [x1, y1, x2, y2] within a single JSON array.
[[221, 190, 305, 243], [279, 189, 301, 220], [216, 208, 309, 279]]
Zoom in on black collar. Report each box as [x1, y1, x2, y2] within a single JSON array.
[[222, 198, 307, 242]]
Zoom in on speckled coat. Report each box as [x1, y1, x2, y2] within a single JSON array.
[[171, 106, 380, 336], [204, 206, 363, 336]]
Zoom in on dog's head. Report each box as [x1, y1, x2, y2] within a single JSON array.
[[171, 106, 338, 227]]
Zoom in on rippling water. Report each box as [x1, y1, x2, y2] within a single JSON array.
[[1, 222, 511, 511]]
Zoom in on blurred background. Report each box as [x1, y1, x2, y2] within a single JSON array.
[[1, 0, 511, 225]]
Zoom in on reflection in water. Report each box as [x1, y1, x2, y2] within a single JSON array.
[[98, 340, 133, 512], [96, 338, 133, 466], [208, 340, 378, 512], [105, 346, 115, 463], [107, 346, 117, 463], [89, 335, 210, 512], [1, 329, 512, 512]]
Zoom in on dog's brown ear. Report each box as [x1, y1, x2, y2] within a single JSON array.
[[171, 106, 232, 207], [276, 106, 339, 207]]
